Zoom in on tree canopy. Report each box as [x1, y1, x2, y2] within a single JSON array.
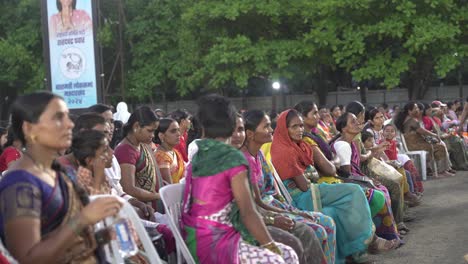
[[0, 0, 45, 93], [1, 0, 467, 104]]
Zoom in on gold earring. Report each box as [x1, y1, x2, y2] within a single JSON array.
[[30, 134, 37, 143]]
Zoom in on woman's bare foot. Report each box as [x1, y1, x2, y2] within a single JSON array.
[[439, 171, 455, 177], [368, 236, 399, 254]]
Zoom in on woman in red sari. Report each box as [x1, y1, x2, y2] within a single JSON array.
[[115, 106, 163, 211], [0, 131, 22, 174]]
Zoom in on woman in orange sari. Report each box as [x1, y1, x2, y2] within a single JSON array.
[[154, 118, 185, 184]]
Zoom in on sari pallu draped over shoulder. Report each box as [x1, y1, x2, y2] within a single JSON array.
[[181, 139, 258, 264], [135, 144, 164, 211], [271, 110, 313, 181], [55, 173, 99, 264], [155, 148, 185, 184], [270, 110, 375, 264], [0, 170, 98, 264]]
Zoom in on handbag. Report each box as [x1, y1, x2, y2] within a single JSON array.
[[367, 158, 403, 182]]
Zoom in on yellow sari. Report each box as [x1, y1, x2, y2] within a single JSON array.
[[154, 148, 185, 183]]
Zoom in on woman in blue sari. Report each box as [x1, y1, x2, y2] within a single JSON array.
[[0, 92, 122, 263]]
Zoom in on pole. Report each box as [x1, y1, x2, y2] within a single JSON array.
[[118, 0, 126, 101], [97, 0, 106, 103], [458, 68, 463, 99]]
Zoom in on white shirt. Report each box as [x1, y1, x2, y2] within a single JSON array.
[[187, 139, 201, 162], [105, 155, 133, 201], [333, 141, 352, 166]]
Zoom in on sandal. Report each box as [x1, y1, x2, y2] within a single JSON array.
[[397, 222, 410, 233], [368, 237, 399, 254], [405, 193, 421, 207]]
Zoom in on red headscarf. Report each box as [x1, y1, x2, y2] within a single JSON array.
[[271, 109, 313, 180]]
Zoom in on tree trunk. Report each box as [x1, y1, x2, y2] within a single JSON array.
[[405, 56, 434, 100], [360, 86, 368, 104], [316, 65, 332, 106], [0, 87, 17, 124], [316, 86, 328, 106], [162, 92, 168, 113]]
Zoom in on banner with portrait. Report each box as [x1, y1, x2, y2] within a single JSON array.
[[43, 0, 100, 109]]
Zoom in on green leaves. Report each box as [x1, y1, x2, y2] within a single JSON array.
[[116, 0, 468, 100], [0, 0, 44, 92], [3, 0, 467, 101]]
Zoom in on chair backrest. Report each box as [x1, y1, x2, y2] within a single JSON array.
[[397, 132, 432, 180], [396, 131, 409, 152], [90, 195, 165, 264], [159, 184, 196, 264], [269, 161, 293, 205], [259, 147, 293, 205]]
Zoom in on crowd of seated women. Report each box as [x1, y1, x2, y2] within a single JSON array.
[[0, 92, 466, 264]]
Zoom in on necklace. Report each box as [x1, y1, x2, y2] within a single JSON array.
[[159, 144, 175, 159], [22, 151, 56, 178], [125, 136, 139, 148], [242, 145, 257, 158]]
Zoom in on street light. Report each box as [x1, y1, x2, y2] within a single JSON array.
[[272, 81, 281, 90], [271, 81, 281, 113]]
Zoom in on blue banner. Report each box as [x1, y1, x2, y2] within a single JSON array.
[[46, 0, 98, 109]]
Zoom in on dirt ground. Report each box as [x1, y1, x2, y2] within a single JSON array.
[[369, 171, 468, 264]]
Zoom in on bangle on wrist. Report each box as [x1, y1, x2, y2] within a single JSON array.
[[264, 215, 275, 225], [261, 241, 275, 247], [261, 241, 282, 255]]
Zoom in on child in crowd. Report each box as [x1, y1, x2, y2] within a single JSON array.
[[382, 124, 424, 194], [361, 131, 415, 194], [363, 128, 422, 201]]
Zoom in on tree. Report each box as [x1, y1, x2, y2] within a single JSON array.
[[3, 0, 468, 108], [0, 0, 45, 93], [172, 0, 339, 101], [307, 0, 468, 100], [123, 0, 183, 102]]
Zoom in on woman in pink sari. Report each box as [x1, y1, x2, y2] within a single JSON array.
[[181, 94, 298, 264]]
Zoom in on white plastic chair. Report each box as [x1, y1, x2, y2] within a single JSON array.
[[159, 183, 196, 264], [269, 159, 293, 205], [90, 195, 165, 264], [398, 132, 435, 180]]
